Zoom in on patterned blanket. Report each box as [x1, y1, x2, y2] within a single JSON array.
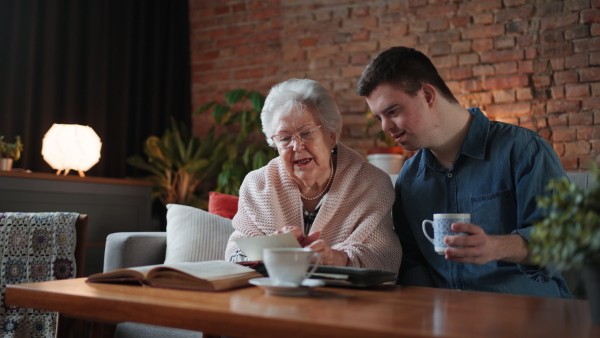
[[0, 212, 78, 338]]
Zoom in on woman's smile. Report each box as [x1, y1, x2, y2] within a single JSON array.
[[294, 157, 313, 166]]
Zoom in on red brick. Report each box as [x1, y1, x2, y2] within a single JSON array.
[[565, 54, 589, 68], [578, 126, 600, 139], [492, 89, 516, 103], [583, 96, 600, 110], [517, 87, 533, 100], [390, 24, 408, 37], [480, 49, 523, 63], [565, 84, 590, 98], [525, 47, 537, 59], [551, 86, 565, 99], [308, 46, 340, 59], [459, 53, 479, 65], [234, 68, 264, 80], [496, 5, 535, 22], [569, 112, 594, 125], [495, 62, 518, 75], [460, 79, 483, 91], [408, 0, 427, 8], [565, 141, 591, 155], [582, 9, 600, 24], [416, 4, 458, 19], [494, 116, 519, 125], [472, 39, 494, 52], [458, 0, 502, 15], [542, 30, 564, 44], [581, 68, 600, 82], [350, 53, 370, 65], [573, 38, 600, 52], [352, 30, 369, 41], [560, 156, 579, 170], [473, 65, 494, 76], [232, 3, 246, 12], [250, 8, 282, 20], [565, 25, 590, 41], [538, 43, 573, 58], [553, 128, 577, 142], [532, 75, 551, 88], [550, 58, 565, 71], [592, 23, 600, 36], [554, 70, 579, 85], [352, 6, 369, 17], [430, 43, 452, 56], [463, 24, 505, 39], [484, 75, 529, 90], [532, 103, 547, 116], [451, 67, 472, 80], [216, 36, 247, 48], [549, 114, 569, 127], [547, 99, 581, 114], [473, 13, 494, 25], [431, 55, 458, 69], [518, 60, 534, 73], [451, 16, 470, 28], [553, 143, 565, 156], [429, 18, 449, 32], [495, 36, 515, 49], [485, 102, 530, 116], [420, 30, 461, 44], [214, 5, 230, 15], [591, 52, 600, 65]]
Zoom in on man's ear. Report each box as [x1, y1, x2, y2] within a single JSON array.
[[422, 84, 436, 107]]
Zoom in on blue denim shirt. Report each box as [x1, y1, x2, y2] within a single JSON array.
[[394, 108, 571, 298]]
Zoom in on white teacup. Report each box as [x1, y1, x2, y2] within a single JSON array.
[[263, 248, 320, 286], [422, 213, 470, 254]]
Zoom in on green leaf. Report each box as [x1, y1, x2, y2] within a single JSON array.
[[193, 101, 216, 116], [226, 89, 247, 104], [248, 91, 265, 111]]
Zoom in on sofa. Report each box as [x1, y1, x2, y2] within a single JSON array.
[[103, 172, 592, 338]]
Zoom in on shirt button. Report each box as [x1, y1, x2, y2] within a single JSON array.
[[447, 173, 453, 178]]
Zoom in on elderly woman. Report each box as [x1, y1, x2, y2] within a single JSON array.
[[224, 79, 401, 272]]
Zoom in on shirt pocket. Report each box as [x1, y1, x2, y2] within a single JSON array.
[[471, 189, 516, 235]]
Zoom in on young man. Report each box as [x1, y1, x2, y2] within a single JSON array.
[[357, 46, 570, 298]]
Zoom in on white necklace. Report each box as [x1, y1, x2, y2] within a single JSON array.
[[300, 156, 334, 201]]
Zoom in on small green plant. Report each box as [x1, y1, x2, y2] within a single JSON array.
[[363, 110, 395, 149], [0, 134, 24, 161], [127, 118, 218, 209], [529, 164, 600, 270], [194, 89, 277, 196]]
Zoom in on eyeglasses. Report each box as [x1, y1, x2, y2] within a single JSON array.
[[271, 125, 322, 149]]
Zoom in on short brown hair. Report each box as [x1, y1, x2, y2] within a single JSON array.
[[357, 46, 458, 104]]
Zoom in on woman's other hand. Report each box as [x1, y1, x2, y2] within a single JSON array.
[[307, 239, 348, 266], [272, 226, 304, 241]]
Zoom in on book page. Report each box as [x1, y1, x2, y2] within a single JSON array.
[[233, 232, 301, 260], [149, 261, 258, 281]]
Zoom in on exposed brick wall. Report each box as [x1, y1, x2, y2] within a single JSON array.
[[190, 0, 600, 170]]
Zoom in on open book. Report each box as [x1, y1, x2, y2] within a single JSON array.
[[87, 260, 263, 291]]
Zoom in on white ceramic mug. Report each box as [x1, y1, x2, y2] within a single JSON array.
[[422, 213, 470, 254], [263, 248, 320, 286]]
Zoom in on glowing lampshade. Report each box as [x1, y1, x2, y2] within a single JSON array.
[[42, 124, 102, 177]]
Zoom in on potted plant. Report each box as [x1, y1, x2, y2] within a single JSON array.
[[362, 111, 406, 175], [127, 118, 219, 210], [0, 134, 24, 171], [529, 164, 600, 324], [194, 89, 277, 196]]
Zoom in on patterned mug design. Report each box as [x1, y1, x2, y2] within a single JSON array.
[[422, 214, 470, 254]]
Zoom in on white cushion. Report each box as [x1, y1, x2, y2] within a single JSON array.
[[164, 204, 234, 264]]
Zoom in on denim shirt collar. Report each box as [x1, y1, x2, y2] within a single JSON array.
[[419, 107, 490, 174]]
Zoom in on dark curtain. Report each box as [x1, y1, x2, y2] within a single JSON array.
[[0, 0, 191, 178]]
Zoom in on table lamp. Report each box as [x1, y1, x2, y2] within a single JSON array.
[[41, 124, 102, 177]]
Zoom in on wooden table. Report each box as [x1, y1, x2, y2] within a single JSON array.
[[6, 278, 599, 338]]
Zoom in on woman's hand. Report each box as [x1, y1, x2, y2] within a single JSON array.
[[307, 239, 348, 266], [272, 226, 303, 241], [272, 227, 321, 247]]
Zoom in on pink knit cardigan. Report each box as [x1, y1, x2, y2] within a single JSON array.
[[225, 143, 402, 273]]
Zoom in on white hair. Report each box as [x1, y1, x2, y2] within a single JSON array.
[[261, 78, 342, 147]]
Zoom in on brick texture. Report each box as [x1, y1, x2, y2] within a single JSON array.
[[189, 0, 600, 169]]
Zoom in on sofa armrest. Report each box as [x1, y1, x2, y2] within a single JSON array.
[[103, 232, 167, 272]]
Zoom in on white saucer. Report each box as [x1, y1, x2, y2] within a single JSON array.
[[249, 277, 325, 297]]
